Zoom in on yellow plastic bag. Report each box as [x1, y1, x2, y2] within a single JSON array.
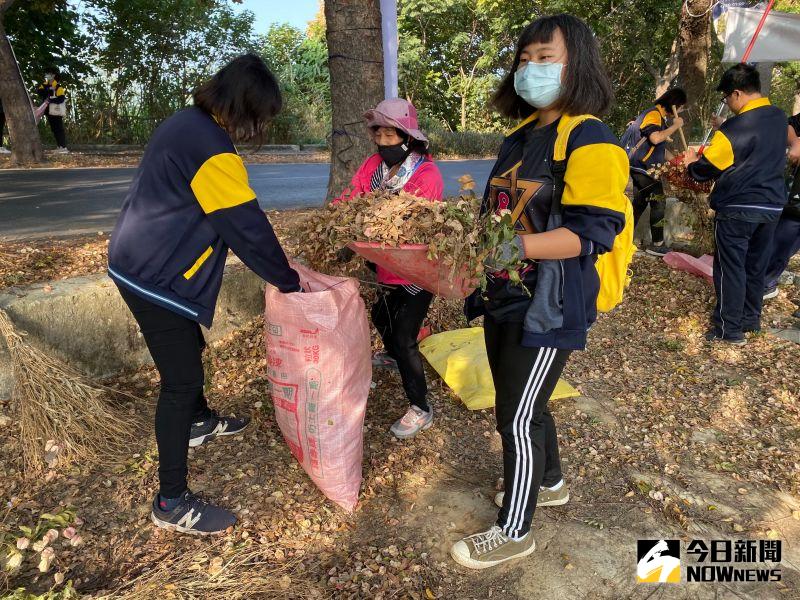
[[419, 327, 580, 410]]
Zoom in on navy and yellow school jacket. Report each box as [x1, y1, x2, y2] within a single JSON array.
[[469, 114, 629, 350], [36, 79, 66, 106], [630, 105, 668, 174], [688, 98, 787, 217], [108, 107, 300, 327]]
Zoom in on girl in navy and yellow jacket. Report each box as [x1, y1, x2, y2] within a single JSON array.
[[109, 54, 300, 536], [452, 15, 629, 570], [36, 68, 69, 152], [627, 88, 687, 255]]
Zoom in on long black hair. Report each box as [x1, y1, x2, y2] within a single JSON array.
[[493, 14, 614, 119], [193, 53, 282, 144], [654, 88, 688, 110]]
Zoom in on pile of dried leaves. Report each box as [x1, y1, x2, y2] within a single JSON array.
[[299, 191, 523, 289], [0, 236, 109, 289]]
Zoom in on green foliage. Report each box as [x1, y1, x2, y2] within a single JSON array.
[[4, 0, 95, 88], [66, 0, 258, 143], [398, 0, 685, 134], [426, 129, 503, 157], [260, 22, 330, 144]]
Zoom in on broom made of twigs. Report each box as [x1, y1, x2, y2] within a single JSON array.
[[0, 308, 138, 474]]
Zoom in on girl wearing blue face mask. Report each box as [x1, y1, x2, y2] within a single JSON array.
[[452, 14, 630, 570]]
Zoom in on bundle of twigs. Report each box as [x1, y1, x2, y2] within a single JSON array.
[[649, 156, 713, 194], [0, 308, 138, 474], [101, 541, 318, 600]]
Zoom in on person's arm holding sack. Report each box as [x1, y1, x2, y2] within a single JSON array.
[[190, 152, 301, 292]]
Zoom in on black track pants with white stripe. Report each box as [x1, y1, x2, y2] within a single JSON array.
[[484, 315, 571, 539]]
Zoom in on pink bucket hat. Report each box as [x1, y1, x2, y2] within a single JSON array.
[[364, 98, 428, 144]]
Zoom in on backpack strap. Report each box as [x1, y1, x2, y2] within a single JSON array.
[[550, 115, 600, 216]]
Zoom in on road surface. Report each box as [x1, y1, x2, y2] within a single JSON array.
[[0, 160, 494, 240]]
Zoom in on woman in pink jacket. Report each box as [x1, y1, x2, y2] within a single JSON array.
[[335, 98, 444, 439]]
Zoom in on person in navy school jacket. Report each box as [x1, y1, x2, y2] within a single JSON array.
[[108, 54, 301, 535], [684, 64, 788, 346]]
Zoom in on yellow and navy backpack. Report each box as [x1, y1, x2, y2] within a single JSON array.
[[511, 113, 636, 313]]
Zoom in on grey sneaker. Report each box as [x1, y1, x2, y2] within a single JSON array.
[[390, 405, 432, 439], [0, 147, 10, 154], [450, 525, 535, 569], [54, 147, 69, 154], [494, 483, 569, 508]]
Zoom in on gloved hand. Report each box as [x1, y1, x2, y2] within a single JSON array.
[[336, 247, 356, 263], [484, 236, 525, 273]]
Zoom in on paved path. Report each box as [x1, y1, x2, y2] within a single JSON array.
[[0, 160, 494, 240]]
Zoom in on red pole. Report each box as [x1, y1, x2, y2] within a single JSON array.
[[741, 0, 776, 63], [699, 0, 776, 150]]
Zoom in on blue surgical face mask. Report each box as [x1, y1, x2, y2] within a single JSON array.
[[514, 62, 564, 109]]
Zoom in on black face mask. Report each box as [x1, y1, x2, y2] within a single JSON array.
[[377, 142, 410, 167]]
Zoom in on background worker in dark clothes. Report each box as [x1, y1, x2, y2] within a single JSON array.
[[36, 68, 69, 153], [0, 99, 9, 154], [762, 113, 800, 302], [108, 54, 301, 536], [626, 88, 687, 256], [684, 64, 787, 345]]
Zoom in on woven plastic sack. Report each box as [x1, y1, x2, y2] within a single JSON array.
[[264, 263, 371, 511], [419, 327, 580, 410], [349, 242, 476, 299], [663, 251, 714, 285]]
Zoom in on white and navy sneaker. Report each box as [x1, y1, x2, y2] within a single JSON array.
[[189, 410, 250, 448], [150, 490, 236, 535]]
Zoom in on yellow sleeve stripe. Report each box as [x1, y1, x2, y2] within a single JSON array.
[[640, 109, 662, 129], [702, 130, 735, 171], [191, 152, 256, 214], [55, 88, 66, 97], [183, 246, 214, 279], [562, 143, 629, 214]]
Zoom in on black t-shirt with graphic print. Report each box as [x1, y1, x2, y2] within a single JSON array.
[[484, 118, 559, 322]]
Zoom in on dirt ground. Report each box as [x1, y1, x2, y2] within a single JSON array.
[[1, 215, 799, 599]]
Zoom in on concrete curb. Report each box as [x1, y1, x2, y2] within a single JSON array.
[[61, 144, 329, 154], [0, 263, 266, 401]]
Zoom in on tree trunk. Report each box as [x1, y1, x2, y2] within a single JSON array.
[[656, 38, 680, 97], [677, 0, 712, 137], [755, 62, 774, 96], [0, 2, 44, 165], [325, 0, 384, 201]]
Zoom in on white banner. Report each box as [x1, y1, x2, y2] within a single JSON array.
[[723, 7, 800, 62], [380, 0, 399, 99]]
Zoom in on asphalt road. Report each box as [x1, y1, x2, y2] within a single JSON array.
[[0, 160, 494, 241]]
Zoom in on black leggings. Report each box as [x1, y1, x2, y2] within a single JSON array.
[[46, 114, 67, 147], [631, 172, 665, 245], [484, 315, 571, 538], [117, 285, 212, 498], [371, 285, 433, 412]]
